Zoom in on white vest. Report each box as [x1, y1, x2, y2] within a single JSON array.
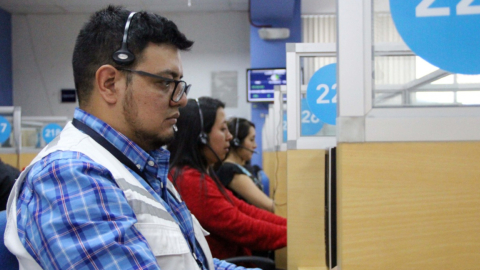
[[5, 122, 215, 270]]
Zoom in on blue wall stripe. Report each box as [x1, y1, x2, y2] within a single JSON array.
[[250, 0, 296, 23], [249, 0, 301, 167]]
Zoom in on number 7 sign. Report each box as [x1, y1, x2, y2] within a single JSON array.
[[0, 116, 12, 144]]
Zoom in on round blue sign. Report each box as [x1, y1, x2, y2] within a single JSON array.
[[0, 116, 12, 144], [306, 63, 337, 125], [301, 98, 324, 136], [42, 123, 63, 144], [390, 0, 480, 74]]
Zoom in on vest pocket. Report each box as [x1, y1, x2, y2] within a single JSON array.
[[135, 223, 190, 256]]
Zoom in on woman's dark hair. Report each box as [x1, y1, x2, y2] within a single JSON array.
[[72, 5, 194, 107], [227, 117, 255, 150], [168, 97, 233, 203]]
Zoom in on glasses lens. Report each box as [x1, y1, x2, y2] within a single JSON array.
[[172, 81, 187, 102]]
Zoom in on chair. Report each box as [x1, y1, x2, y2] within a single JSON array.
[[257, 170, 270, 197], [225, 255, 276, 270], [0, 210, 19, 270]]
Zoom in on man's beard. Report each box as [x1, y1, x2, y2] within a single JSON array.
[[122, 88, 174, 151]]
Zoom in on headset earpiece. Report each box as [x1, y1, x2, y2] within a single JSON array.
[[195, 98, 224, 163], [232, 138, 240, 147], [232, 118, 241, 147], [195, 99, 208, 145], [112, 12, 137, 65], [199, 132, 208, 145]]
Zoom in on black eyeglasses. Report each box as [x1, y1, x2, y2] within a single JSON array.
[[117, 68, 191, 102]]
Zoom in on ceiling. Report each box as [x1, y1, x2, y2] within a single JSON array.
[[0, 0, 331, 15]]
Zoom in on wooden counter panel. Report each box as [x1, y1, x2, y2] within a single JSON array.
[[338, 142, 480, 270], [263, 151, 288, 269], [287, 149, 326, 270]]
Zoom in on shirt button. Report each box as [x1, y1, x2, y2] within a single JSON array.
[[148, 160, 155, 166], [136, 164, 141, 169]]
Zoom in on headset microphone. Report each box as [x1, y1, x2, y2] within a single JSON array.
[[238, 145, 257, 154], [231, 118, 257, 154]]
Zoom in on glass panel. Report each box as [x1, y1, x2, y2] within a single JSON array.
[[21, 121, 44, 149], [21, 117, 69, 149], [373, 0, 480, 107], [300, 56, 336, 137], [0, 116, 14, 149]]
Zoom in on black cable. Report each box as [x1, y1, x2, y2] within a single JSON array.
[[205, 143, 223, 164]]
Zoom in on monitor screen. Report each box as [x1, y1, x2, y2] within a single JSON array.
[[247, 68, 286, 102]]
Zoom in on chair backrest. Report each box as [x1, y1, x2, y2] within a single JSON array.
[[257, 170, 270, 197], [0, 210, 19, 270]]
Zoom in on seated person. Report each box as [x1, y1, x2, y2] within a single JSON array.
[[0, 159, 19, 211], [216, 118, 274, 212], [168, 97, 287, 260], [6, 7, 257, 270]]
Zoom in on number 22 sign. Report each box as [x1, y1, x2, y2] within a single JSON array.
[[390, 0, 480, 74], [306, 63, 337, 126]]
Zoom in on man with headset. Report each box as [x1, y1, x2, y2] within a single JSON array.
[[5, 6, 258, 270]]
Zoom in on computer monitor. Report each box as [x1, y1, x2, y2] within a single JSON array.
[[247, 68, 286, 102]]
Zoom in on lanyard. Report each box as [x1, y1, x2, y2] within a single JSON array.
[[72, 119, 153, 189]]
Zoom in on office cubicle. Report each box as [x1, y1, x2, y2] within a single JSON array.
[[0, 106, 69, 169]]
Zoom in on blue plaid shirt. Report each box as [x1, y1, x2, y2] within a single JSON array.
[[16, 108, 254, 270]]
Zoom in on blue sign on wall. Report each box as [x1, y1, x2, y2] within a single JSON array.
[[0, 116, 12, 144], [390, 0, 480, 74], [301, 98, 324, 136], [42, 123, 62, 144], [306, 63, 337, 125]]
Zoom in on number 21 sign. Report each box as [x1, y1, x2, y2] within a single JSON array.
[[390, 0, 480, 74]]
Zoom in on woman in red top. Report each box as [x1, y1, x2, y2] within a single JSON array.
[[168, 97, 286, 260]]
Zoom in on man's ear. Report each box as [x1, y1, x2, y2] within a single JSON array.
[[95, 65, 122, 104]]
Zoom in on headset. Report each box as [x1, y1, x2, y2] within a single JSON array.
[[195, 99, 209, 145], [231, 117, 257, 154], [232, 118, 241, 147], [195, 99, 223, 163], [112, 11, 137, 65]]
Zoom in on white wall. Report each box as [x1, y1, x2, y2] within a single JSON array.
[[12, 11, 251, 119]]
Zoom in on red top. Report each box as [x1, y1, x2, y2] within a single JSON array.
[[170, 166, 287, 259]]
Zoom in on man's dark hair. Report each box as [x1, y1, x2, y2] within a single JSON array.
[[72, 5, 194, 107]]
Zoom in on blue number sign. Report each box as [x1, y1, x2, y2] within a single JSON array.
[[42, 123, 63, 144], [390, 0, 480, 74], [0, 116, 12, 144], [301, 98, 324, 136], [306, 63, 337, 126]]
